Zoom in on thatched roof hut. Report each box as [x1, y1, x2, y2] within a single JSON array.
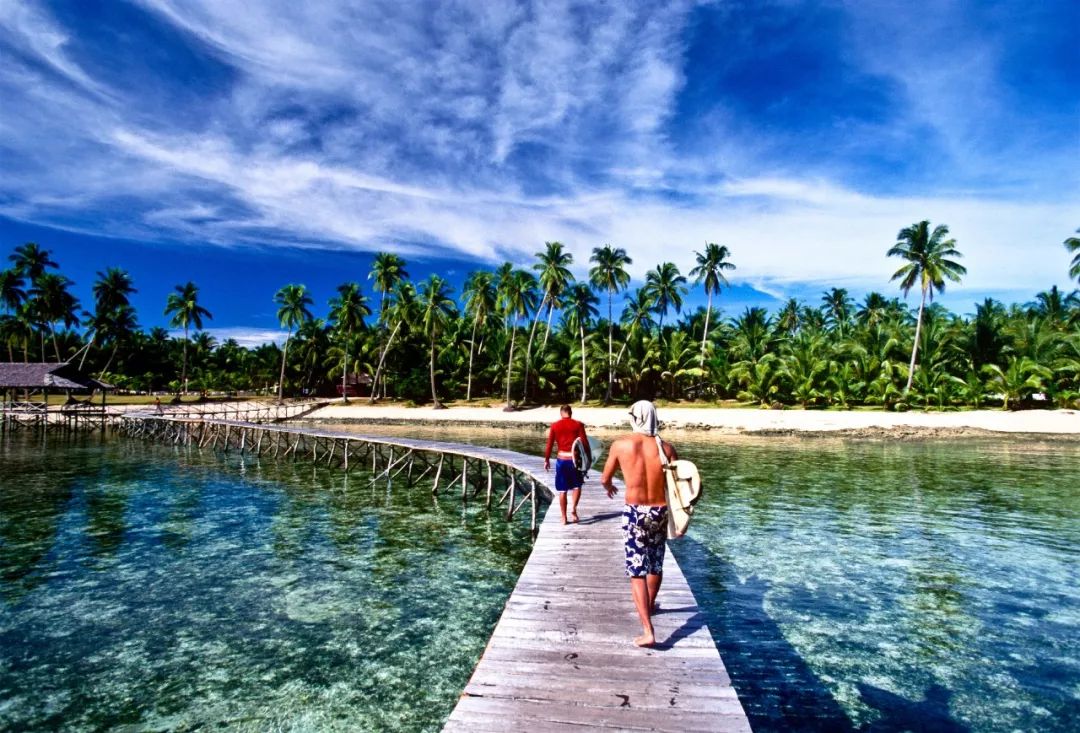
[[0, 363, 113, 393]]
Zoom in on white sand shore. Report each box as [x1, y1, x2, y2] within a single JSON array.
[[307, 402, 1080, 437]]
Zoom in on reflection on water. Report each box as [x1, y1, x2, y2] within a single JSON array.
[[0, 432, 535, 731], [327, 423, 1080, 733]]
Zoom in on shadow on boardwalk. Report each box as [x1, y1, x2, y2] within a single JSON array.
[[673, 536, 972, 733]]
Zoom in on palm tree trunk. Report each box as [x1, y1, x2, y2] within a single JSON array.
[[466, 316, 479, 401], [370, 319, 403, 403], [604, 290, 613, 404], [700, 291, 713, 368], [904, 289, 927, 393], [100, 343, 119, 378], [504, 323, 517, 408], [51, 324, 60, 362], [277, 332, 291, 401], [542, 302, 556, 350], [579, 324, 587, 403], [181, 326, 189, 394], [429, 337, 441, 407], [522, 294, 547, 403], [78, 333, 95, 371], [341, 341, 349, 404]]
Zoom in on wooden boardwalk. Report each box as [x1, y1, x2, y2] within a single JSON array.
[[115, 416, 751, 731], [444, 453, 751, 732]]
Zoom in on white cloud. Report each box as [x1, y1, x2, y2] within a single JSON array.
[[171, 327, 285, 348], [0, 0, 1076, 305]]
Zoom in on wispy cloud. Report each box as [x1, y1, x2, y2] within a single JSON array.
[[0, 0, 1076, 306]]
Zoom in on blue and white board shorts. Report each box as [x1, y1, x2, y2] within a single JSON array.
[[554, 458, 583, 492], [623, 504, 668, 577]]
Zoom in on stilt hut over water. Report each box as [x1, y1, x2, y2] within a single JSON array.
[[0, 363, 114, 421]]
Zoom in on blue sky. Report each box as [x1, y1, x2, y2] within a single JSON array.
[[1, 0, 1077, 345]]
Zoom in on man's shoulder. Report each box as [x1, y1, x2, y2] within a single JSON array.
[[611, 433, 645, 448]]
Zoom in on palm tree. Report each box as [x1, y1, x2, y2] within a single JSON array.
[[523, 241, 574, 402], [589, 245, 632, 403], [887, 221, 967, 393], [461, 270, 497, 401], [9, 242, 57, 283], [776, 298, 802, 336], [614, 287, 657, 373], [0, 268, 26, 315], [688, 243, 735, 368], [369, 253, 408, 323], [80, 267, 137, 370], [1065, 228, 1080, 283], [31, 272, 80, 362], [644, 261, 687, 341], [369, 253, 408, 398], [562, 282, 599, 403], [328, 282, 371, 403], [273, 284, 313, 400], [94, 305, 138, 377], [419, 275, 456, 408], [498, 269, 538, 409], [821, 287, 854, 340], [164, 282, 212, 393], [369, 281, 418, 403], [856, 292, 891, 329]]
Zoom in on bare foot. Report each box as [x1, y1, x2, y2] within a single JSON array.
[[570, 512, 579, 523], [651, 601, 661, 614], [561, 515, 568, 525], [633, 633, 655, 648]]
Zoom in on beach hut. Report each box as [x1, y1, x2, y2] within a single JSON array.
[[0, 362, 114, 416], [335, 372, 373, 398]]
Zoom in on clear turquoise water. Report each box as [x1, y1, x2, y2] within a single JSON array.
[[0, 432, 536, 732], [327, 423, 1080, 733]]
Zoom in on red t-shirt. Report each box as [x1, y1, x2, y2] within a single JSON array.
[[545, 417, 589, 460]]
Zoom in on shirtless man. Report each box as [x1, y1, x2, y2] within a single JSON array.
[[600, 400, 677, 647], [543, 404, 592, 524]]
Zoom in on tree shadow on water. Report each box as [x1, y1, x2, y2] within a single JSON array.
[[673, 536, 971, 733]]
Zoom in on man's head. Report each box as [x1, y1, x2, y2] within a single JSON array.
[[560, 404, 572, 418], [629, 400, 658, 436]]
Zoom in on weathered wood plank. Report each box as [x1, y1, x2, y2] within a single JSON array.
[[443, 435, 750, 732]]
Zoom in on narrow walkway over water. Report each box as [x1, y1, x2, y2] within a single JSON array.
[[443, 454, 751, 732], [118, 416, 751, 731]]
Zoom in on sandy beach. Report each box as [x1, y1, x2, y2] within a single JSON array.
[[306, 402, 1080, 438]]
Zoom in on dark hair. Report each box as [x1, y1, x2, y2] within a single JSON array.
[[560, 404, 572, 416]]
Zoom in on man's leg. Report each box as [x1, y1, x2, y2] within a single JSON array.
[[647, 572, 663, 613], [630, 577, 655, 647], [568, 488, 581, 522], [558, 491, 568, 523]]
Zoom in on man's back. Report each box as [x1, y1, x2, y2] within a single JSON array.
[[603, 433, 676, 506]]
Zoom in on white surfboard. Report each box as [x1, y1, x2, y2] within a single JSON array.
[[572, 436, 602, 476]]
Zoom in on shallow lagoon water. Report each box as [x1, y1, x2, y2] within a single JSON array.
[[326, 422, 1080, 733], [0, 432, 536, 731]]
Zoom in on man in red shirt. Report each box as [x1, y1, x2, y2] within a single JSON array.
[[544, 404, 592, 524]]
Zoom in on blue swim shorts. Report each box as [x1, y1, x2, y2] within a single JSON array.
[[623, 504, 668, 577], [554, 458, 584, 492]]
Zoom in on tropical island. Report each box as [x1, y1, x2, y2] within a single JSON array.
[[2, 226, 1078, 423]]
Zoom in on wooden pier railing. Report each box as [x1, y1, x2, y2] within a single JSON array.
[[0, 399, 327, 434], [117, 416, 548, 533]]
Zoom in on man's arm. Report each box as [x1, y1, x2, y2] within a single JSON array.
[[543, 426, 555, 470], [663, 441, 678, 462], [600, 446, 620, 498]]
